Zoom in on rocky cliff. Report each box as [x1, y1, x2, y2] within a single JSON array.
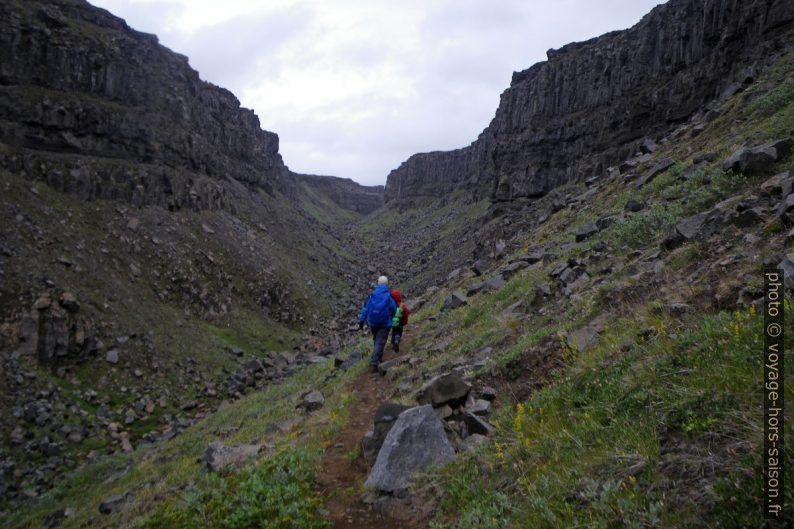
[[294, 173, 384, 215], [385, 0, 794, 203]]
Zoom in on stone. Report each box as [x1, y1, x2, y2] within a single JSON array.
[[364, 405, 455, 493], [500, 261, 528, 280], [523, 246, 545, 264], [639, 138, 657, 154], [575, 222, 599, 242], [378, 356, 408, 376], [99, 492, 133, 514], [596, 215, 619, 231], [436, 404, 454, 420], [723, 139, 792, 176], [467, 399, 491, 416], [105, 349, 119, 364], [126, 217, 140, 231], [479, 386, 497, 401], [416, 372, 471, 408], [460, 433, 488, 452], [501, 301, 524, 316], [494, 239, 507, 258], [563, 326, 600, 353], [299, 390, 324, 412], [34, 294, 52, 310], [760, 172, 792, 196], [443, 291, 468, 311], [58, 292, 80, 312], [778, 258, 794, 290], [243, 359, 264, 373], [636, 158, 675, 187], [204, 441, 261, 472], [470, 259, 487, 276], [677, 211, 712, 240], [777, 194, 794, 224], [461, 412, 495, 436], [535, 282, 552, 300]]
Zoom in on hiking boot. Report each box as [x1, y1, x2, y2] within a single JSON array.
[[392, 343, 398, 352], [370, 364, 379, 373]]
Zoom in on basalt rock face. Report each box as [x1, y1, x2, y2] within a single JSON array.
[[385, 0, 794, 204], [0, 0, 287, 209], [294, 173, 385, 215]]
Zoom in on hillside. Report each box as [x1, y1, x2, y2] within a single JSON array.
[[1, 0, 793, 528]]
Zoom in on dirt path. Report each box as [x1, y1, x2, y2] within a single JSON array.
[[316, 345, 426, 529]]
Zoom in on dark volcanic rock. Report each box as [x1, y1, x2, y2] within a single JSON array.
[[416, 372, 471, 408], [384, 0, 794, 203], [0, 0, 286, 205]]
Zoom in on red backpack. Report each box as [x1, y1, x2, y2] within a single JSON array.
[[392, 290, 410, 326]]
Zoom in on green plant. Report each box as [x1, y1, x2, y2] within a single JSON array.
[[141, 448, 329, 529]]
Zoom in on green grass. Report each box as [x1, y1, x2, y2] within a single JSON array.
[[140, 447, 329, 529], [429, 301, 793, 528]]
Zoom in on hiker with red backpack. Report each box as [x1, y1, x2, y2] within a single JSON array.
[[390, 289, 409, 353], [358, 276, 398, 372]]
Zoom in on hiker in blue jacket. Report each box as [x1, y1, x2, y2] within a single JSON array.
[[358, 276, 398, 372]]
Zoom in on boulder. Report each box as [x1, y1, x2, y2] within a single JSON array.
[[364, 405, 455, 493], [523, 246, 546, 264], [636, 158, 675, 187], [467, 399, 492, 416], [460, 433, 488, 452], [563, 326, 600, 353], [575, 222, 599, 242], [640, 138, 657, 154], [777, 194, 794, 224], [416, 372, 471, 408], [298, 391, 324, 412], [500, 261, 528, 280], [723, 139, 792, 176], [443, 291, 468, 311], [204, 441, 261, 472], [461, 412, 495, 436]]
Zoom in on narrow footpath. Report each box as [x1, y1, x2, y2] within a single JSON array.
[[316, 342, 426, 529]]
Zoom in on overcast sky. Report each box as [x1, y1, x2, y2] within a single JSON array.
[[89, 0, 664, 186]]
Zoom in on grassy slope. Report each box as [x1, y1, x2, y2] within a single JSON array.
[[0, 156, 367, 521], [368, 51, 794, 527]]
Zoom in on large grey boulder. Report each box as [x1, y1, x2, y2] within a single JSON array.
[[416, 372, 471, 408], [636, 157, 675, 187], [364, 405, 455, 493]]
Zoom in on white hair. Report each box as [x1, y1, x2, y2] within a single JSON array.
[[377, 275, 388, 285]]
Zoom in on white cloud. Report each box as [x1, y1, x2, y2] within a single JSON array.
[[89, 0, 664, 185]]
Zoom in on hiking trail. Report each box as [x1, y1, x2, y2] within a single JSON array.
[[316, 340, 429, 529]]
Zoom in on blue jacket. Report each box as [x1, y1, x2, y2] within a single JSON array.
[[359, 285, 397, 328]]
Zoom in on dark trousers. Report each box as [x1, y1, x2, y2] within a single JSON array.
[[370, 326, 390, 366], [391, 326, 403, 347]]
